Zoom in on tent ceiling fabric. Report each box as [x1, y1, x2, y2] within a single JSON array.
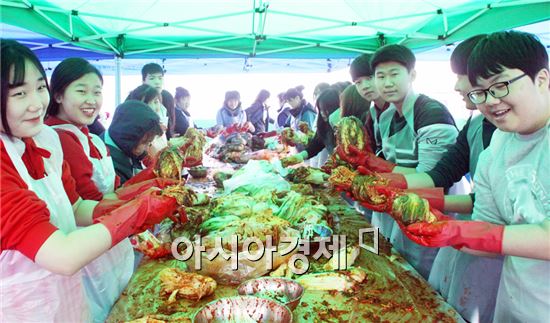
[[2, 0, 549, 60]]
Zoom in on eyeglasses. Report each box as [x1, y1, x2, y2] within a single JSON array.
[[467, 73, 527, 104]]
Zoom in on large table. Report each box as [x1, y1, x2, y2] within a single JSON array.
[[107, 158, 463, 322]]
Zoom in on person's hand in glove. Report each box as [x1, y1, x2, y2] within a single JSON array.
[[243, 121, 255, 133], [123, 167, 157, 186], [281, 151, 308, 167], [115, 178, 181, 200], [182, 155, 202, 168], [356, 166, 408, 189], [405, 219, 504, 254], [337, 145, 396, 173], [257, 130, 278, 139], [357, 185, 445, 213], [393, 207, 453, 243], [377, 185, 445, 211], [93, 188, 180, 247], [92, 198, 128, 220]]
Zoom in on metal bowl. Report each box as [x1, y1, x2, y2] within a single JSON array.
[[193, 296, 292, 323], [237, 277, 304, 311], [189, 166, 208, 178]]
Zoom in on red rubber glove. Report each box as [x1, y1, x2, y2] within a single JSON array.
[[356, 166, 407, 189], [93, 189, 179, 247], [123, 167, 157, 186], [336, 144, 364, 168], [332, 183, 354, 199], [405, 220, 504, 253], [92, 199, 127, 220], [393, 207, 453, 243], [182, 156, 202, 168], [115, 178, 180, 200], [257, 130, 278, 139], [338, 145, 396, 173]]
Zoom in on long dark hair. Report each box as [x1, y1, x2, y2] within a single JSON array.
[[316, 88, 340, 119], [46, 57, 103, 117], [314, 88, 340, 150], [175, 87, 190, 102], [1, 39, 49, 136], [162, 89, 176, 137], [254, 89, 270, 104]]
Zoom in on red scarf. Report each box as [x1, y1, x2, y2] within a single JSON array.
[[21, 138, 51, 180]]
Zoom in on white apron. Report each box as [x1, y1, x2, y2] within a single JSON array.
[[427, 115, 503, 322], [0, 127, 91, 322], [149, 104, 169, 156], [52, 124, 134, 322], [376, 93, 439, 279]]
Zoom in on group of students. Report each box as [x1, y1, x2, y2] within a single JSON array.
[[282, 30, 549, 323], [215, 85, 319, 137], [1, 29, 548, 322]]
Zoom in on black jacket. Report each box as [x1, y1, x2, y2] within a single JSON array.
[[245, 102, 273, 134], [277, 106, 292, 128], [103, 100, 160, 184], [305, 113, 336, 158], [426, 116, 496, 189], [173, 107, 192, 136]]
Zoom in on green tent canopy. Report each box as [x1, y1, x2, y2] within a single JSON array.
[[2, 0, 549, 59]]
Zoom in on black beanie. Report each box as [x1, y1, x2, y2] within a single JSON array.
[[349, 53, 374, 81], [109, 100, 161, 157]]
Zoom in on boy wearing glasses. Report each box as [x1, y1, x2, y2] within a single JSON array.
[[368, 44, 459, 278], [406, 31, 550, 322]]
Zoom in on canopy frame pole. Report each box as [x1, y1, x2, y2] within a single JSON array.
[[443, 11, 449, 37], [254, 44, 316, 56], [0, 0, 27, 9], [251, 0, 269, 57], [251, 0, 257, 36], [29, 5, 72, 38], [273, 20, 402, 38], [115, 56, 122, 107], [125, 36, 249, 56], [170, 24, 241, 36], [78, 16, 121, 56], [124, 34, 249, 47], [170, 10, 250, 25], [69, 10, 73, 35], [446, 8, 490, 37]]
